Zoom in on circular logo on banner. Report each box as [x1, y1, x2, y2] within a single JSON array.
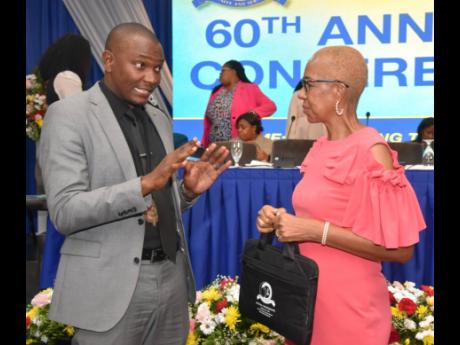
[[192, 0, 287, 8], [256, 281, 276, 306]]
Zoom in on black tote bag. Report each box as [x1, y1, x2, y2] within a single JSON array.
[[239, 233, 319, 345]]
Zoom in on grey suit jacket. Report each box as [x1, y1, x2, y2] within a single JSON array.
[[39, 83, 197, 332]]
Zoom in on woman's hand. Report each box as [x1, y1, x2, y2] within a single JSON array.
[[274, 211, 319, 242], [256, 205, 284, 233], [257, 206, 321, 242]]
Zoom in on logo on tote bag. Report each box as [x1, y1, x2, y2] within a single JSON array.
[[192, 0, 287, 8], [255, 281, 277, 318]]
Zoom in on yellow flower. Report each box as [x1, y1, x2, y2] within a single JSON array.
[[390, 306, 404, 319], [423, 335, 434, 345], [26, 306, 39, 320], [186, 331, 198, 345], [41, 288, 53, 295], [64, 325, 75, 337], [250, 322, 270, 334], [26, 340, 35, 345], [224, 305, 240, 331], [426, 296, 434, 306], [201, 287, 221, 302], [36, 118, 44, 128], [404, 339, 410, 345], [26, 95, 34, 103], [416, 305, 429, 318]]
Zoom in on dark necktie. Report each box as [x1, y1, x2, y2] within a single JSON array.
[[130, 107, 178, 263]]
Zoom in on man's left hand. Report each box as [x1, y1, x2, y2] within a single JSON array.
[[183, 143, 232, 196]]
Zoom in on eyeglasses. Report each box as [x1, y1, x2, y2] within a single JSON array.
[[301, 77, 350, 92]]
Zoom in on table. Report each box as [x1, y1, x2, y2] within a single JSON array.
[[37, 168, 434, 290], [182, 168, 434, 289]]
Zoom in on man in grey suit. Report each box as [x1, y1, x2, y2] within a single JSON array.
[[39, 23, 231, 345]]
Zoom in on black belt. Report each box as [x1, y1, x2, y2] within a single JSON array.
[[141, 247, 168, 262], [142, 246, 181, 263]]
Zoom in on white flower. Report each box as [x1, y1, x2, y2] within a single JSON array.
[[424, 315, 434, 323], [404, 281, 416, 290], [413, 288, 425, 298], [199, 319, 216, 335], [392, 281, 405, 290], [404, 318, 416, 330], [393, 292, 404, 302], [415, 329, 434, 340], [419, 315, 434, 328], [41, 335, 48, 343], [226, 284, 240, 303], [214, 311, 225, 324], [196, 302, 211, 323]]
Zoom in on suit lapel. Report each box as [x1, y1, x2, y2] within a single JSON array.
[[88, 84, 137, 181], [145, 104, 174, 154]]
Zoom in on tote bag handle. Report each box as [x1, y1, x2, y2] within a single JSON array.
[[258, 232, 306, 278]]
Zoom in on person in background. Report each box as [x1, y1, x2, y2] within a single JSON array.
[[39, 33, 92, 105], [256, 46, 426, 345], [202, 60, 276, 147], [285, 79, 326, 139], [36, 34, 93, 289], [236, 112, 272, 162], [413, 117, 434, 143], [36, 33, 92, 194], [39, 23, 231, 344]]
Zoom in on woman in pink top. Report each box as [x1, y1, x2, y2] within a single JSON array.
[[201, 60, 276, 147], [256, 46, 426, 345]]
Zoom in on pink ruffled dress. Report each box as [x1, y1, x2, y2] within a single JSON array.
[[289, 127, 426, 345]]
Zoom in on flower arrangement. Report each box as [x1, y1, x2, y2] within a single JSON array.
[[388, 281, 434, 345], [26, 71, 47, 141], [26, 288, 74, 345], [187, 275, 284, 345]]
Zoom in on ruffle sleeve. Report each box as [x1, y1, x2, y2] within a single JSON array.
[[341, 149, 426, 249]]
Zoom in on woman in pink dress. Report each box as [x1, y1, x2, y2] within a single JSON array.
[[256, 46, 426, 345]]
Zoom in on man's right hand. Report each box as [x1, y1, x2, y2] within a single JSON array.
[[140, 139, 200, 196]]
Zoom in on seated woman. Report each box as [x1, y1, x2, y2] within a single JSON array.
[[413, 117, 434, 147], [236, 112, 272, 161]]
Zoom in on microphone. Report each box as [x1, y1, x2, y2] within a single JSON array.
[[365, 112, 371, 126], [286, 115, 296, 139]]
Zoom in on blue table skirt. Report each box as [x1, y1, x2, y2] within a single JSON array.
[[182, 168, 434, 289], [39, 168, 434, 290]]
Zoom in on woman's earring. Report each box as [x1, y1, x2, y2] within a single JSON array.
[[335, 100, 344, 116]]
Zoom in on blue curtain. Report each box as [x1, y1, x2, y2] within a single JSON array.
[[143, 0, 172, 68], [26, 0, 103, 200]]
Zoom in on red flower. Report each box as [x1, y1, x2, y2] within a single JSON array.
[[398, 298, 417, 316], [26, 315, 31, 330], [388, 324, 400, 343], [215, 299, 229, 313], [389, 291, 396, 305], [421, 285, 434, 296], [220, 277, 233, 289]]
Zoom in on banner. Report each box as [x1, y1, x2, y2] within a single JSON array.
[[172, 0, 434, 142]]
